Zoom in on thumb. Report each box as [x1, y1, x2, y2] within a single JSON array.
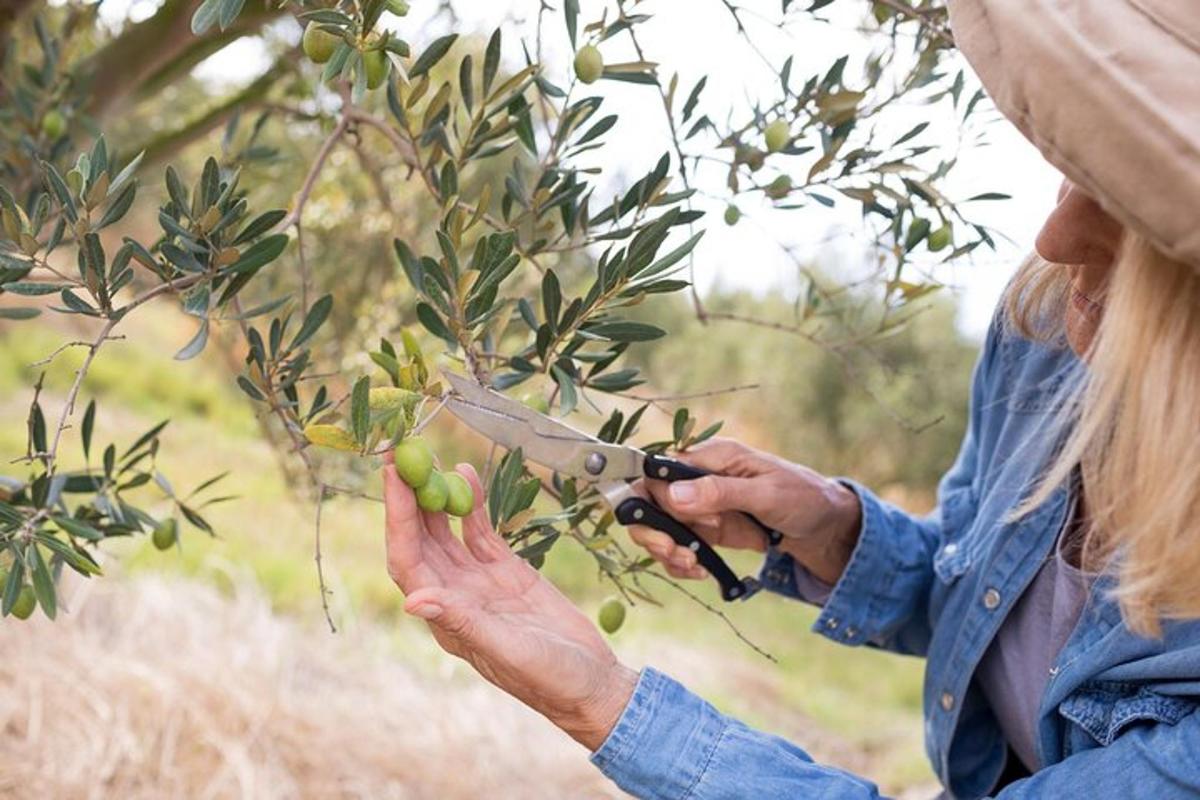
[[664, 474, 770, 518], [404, 587, 477, 640]]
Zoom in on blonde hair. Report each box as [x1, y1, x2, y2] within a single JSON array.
[[1006, 234, 1200, 636]]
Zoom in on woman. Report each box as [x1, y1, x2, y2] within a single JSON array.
[[381, 0, 1200, 796]]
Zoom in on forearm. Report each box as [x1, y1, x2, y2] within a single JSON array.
[[591, 668, 885, 799]]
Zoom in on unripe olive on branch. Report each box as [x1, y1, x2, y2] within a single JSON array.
[[723, 205, 741, 226], [302, 23, 340, 64], [393, 436, 435, 488], [11, 584, 36, 620], [363, 49, 389, 90], [764, 119, 790, 153], [385, 0, 410, 15], [41, 109, 66, 140], [574, 45, 603, 84], [927, 224, 953, 252], [765, 175, 793, 200], [415, 470, 450, 512], [152, 518, 178, 551], [304, 423, 360, 452], [597, 596, 626, 633], [443, 471, 475, 517]]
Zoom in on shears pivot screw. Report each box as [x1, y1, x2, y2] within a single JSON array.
[[657, 466, 669, 478], [633, 508, 644, 520], [585, 452, 607, 475]]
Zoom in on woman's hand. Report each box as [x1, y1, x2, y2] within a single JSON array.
[[382, 455, 638, 751], [630, 438, 862, 586]]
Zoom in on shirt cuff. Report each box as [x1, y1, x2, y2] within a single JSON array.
[[590, 667, 727, 799], [810, 479, 897, 647], [759, 549, 835, 605]]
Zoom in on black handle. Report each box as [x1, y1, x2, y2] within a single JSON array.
[[614, 496, 758, 601], [642, 454, 784, 547]]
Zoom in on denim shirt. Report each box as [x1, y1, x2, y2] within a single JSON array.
[[591, 315, 1200, 798]]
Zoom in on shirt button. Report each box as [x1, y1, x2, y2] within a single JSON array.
[[942, 543, 959, 556], [940, 692, 955, 711], [983, 588, 1002, 610], [825, 618, 839, 630], [844, 627, 857, 639]]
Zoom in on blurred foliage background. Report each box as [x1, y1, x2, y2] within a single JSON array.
[[0, 0, 993, 797]]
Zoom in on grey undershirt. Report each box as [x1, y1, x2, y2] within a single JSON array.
[[975, 512, 1092, 772]]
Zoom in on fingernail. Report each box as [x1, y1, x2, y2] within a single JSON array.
[[670, 482, 697, 505], [410, 604, 443, 620]]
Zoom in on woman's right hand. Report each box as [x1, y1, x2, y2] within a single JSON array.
[[629, 438, 862, 586]]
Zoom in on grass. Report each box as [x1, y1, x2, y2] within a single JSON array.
[[0, 309, 935, 794]]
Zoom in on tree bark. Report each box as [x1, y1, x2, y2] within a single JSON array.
[[78, 0, 285, 120]]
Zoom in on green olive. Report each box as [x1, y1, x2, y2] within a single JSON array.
[[928, 224, 954, 252], [724, 205, 741, 226], [152, 518, 178, 551], [11, 585, 36, 620], [302, 23, 340, 64], [41, 109, 66, 140], [765, 175, 793, 200], [443, 472, 475, 517], [415, 470, 449, 512], [764, 119, 790, 153], [574, 45, 603, 85], [597, 596, 626, 634], [363, 49, 390, 90], [394, 436, 435, 488], [385, 0, 410, 15]]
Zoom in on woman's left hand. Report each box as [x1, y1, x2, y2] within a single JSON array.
[[382, 455, 638, 750]]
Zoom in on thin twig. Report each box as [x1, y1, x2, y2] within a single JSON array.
[[28, 336, 125, 367], [618, 383, 760, 404], [314, 483, 337, 633], [641, 570, 777, 662]]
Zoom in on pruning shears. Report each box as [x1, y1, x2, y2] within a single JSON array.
[[443, 372, 782, 602]]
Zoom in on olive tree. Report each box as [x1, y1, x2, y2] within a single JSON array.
[[0, 0, 1001, 636]]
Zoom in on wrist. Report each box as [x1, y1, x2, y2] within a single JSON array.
[[782, 479, 861, 586], [558, 662, 639, 752]]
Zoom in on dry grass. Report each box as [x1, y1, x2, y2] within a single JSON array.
[[0, 576, 624, 800]]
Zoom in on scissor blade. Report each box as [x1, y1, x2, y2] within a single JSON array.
[[443, 372, 643, 482]]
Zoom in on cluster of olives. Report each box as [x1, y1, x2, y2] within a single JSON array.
[[302, 11, 404, 91], [392, 436, 475, 516]]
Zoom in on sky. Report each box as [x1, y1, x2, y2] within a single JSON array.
[[170, 0, 1066, 339]]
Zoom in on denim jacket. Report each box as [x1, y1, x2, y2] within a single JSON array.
[[591, 315, 1200, 798]]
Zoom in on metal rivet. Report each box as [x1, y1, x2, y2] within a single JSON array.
[[658, 466, 669, 478], [584, 452, 607, 475], [940, 692, 955, 711], [633, 508, 644, 521], [983, 588, 1001, 610]]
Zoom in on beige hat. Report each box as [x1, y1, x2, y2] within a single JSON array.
[[948, 0, 1200, 268]]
